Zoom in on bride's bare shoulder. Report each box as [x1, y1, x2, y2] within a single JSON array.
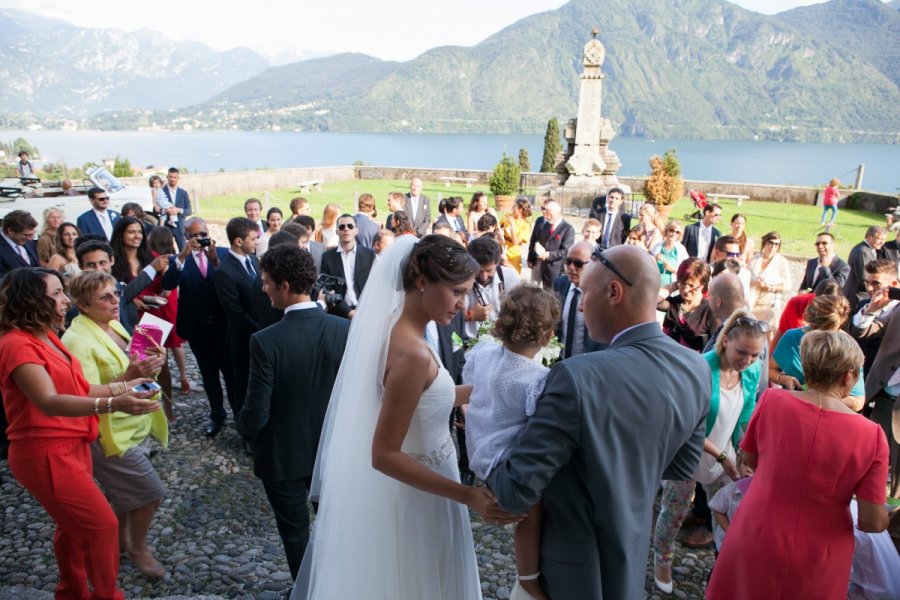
[[385, 325, 432, 373]]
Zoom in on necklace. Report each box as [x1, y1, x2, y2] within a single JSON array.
[[721, 370, 740, 390]]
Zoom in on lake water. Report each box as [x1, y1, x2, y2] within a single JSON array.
[[3, 129, 898, 193]]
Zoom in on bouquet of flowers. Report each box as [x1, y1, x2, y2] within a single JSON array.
[[463, 320, 563, 367]]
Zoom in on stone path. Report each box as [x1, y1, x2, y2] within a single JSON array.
[[0, 354, 715, 599]]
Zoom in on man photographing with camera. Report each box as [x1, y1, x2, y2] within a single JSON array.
[[320, 214, 375, 319]]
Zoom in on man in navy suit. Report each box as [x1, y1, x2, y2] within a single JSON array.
[[596, 187, 632, 250], [174, 217, 235, 437], [433, 196, 468, 237], [237, 244, 350, 577], [0, 210, 39, 278], [160, 167, 192, 250], [682, 203, 722, 262], [553, 241, 605, 357], [213, 217, 277, 424], [76, 187, 120, 241]]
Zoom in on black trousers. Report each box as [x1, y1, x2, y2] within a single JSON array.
[[262, 476, 315, 579], [871, 391, 899, 498], [187, 324, 236, 423]]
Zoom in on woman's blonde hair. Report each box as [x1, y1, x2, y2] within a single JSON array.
[[804, 295, 849, 331], [800, 330, 862, 390], [69, 270, 117, 308], [714, 308, 766, 356]]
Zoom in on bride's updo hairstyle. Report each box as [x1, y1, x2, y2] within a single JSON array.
[[403, 234, 478, 291]]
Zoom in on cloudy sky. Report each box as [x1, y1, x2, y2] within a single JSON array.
[[1, 0, 885, 63]]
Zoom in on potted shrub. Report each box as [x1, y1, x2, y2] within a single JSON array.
[[489, 153, 521, 212], [643, 148, 684, 222]]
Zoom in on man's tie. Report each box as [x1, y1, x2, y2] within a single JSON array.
[[197, 251, 208, 278], [603, 213, 614, 249], [244, 257, 256, 279], [564, 288, 581, 358], [99, 212, 112, 240], [16, 245, 29, 265]]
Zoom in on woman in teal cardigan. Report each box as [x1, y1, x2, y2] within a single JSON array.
[[652, 309, 766, 594], [61, 270, 168, 579]]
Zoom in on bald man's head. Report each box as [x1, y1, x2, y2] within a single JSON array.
[[566, 241, 594, 286], [707, 272, 745, 323], [580, 245, 661, 342], [545, 201, 562, 222]]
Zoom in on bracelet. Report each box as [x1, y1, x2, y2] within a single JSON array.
[[716, 451, 727, 464], [107, 397, 114, 414], [94, 397, 101, 414]]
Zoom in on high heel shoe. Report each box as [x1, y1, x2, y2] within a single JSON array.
[[510, 572, 542, 600], [653, 562, 673, 595]]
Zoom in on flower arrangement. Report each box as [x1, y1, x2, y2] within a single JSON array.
[[463, 321, 563, 367]]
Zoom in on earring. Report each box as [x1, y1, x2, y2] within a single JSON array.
[[420, 288, 425, 293]]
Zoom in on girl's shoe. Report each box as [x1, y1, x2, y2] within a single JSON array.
[[510, 573, 543, 600], [654, 562, 673, 594]]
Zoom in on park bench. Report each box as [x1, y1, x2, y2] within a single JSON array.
[[297, 179, 324, 193], [707, 192, 750, 206], [439, 176, 477, 188]]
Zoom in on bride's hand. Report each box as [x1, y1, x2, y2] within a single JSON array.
[[466, 488, 525, 525]]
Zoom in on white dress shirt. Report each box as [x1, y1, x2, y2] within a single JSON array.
[[339, 244, 359, 307], [464, 266, 521, 338], [697, 223, 714, 261], [93, 208, 113, 240], [285, 301, 318, 314]]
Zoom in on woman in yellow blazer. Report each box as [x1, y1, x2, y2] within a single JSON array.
[[62, 270, 168, 578]]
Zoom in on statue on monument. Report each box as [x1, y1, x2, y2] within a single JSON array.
[[561, 28, 623, 192]]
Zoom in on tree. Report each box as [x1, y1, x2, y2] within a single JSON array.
[[518, 148, 530, 173], [112, 155, 134, 177], [540, 118, 561, 173], [643, 148, 684, 208], [488, 153, 521, 196]]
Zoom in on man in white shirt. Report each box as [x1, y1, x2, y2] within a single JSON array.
[[463, 236, 520, 338], [244, 198, 265, 237], [320, 214, 376, 319], [683, 203, 722, 262]]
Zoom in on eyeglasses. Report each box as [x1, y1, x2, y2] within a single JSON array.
[[591, 248, 633, 286], [187, 231, 209, 239], [678, 282, 703, 295], [337, 223, 356, 231], [726, 251, 741, 258], [565, 258, 588, 268], [729, 316, 769, 334], [95, 196, 110, 201]]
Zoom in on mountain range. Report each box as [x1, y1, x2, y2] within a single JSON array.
[[2, 0, 899, 143], [0, 8, 269, 116]]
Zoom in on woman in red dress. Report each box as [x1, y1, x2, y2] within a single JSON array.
[[0, 268, 159, 600], [706, 330, 889, 600]]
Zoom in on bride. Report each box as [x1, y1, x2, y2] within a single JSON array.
[[292, 234, 522, 599]]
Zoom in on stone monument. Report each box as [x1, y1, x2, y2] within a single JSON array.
[[560, 29, 622, 192]]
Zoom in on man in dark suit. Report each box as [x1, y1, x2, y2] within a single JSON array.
[[798, 232, 851, 292], [293, 216, 325, 272], [553, 241, 605, 357], [354, 193, 380, 250], [76, 187, 120, 241], [527, 200, 575, 289], [237, 244, 350, 577], [213, 217, 274, 421], [596, 187, 632, 250], [488, 245, 710, 599], [682, 203, 722, 262], [174, 217, 236, 437], [0, 210, 38, 278], [433, 311, 473, 484], [160, 167, 192, 250], [433, 196, 467, 236], [881, 229, 900, 266], [844, 225, 888, 312], [404, 177, 432, 237], [320, 214, 375, 319]]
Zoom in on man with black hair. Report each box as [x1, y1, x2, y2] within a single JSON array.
[[293, 215, 325, 271], [237, 244, 350, 578], [320, 214, 375, 319], [160, 167, 192, 250], [76, 187, 121, 241], [0, 210, 38, 277], [463, 236, 520, 338], [683, 203, 722, 262]]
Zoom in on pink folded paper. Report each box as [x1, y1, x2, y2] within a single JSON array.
[[131, 324, 164, 360]]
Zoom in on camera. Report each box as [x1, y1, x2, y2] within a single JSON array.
[[198, 237, 212, 248], [311, 273, 348, 314]]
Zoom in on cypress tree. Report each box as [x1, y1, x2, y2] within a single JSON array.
[[540, 118, 561, 173]]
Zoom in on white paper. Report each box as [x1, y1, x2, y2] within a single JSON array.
[[132, 312, 173, 346]]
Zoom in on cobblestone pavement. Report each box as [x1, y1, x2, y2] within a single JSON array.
[[0, 352, 719, 599]]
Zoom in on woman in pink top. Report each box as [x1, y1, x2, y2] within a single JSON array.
[[821, 177, 840, 226]]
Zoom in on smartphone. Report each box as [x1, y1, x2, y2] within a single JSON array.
[[888, 287, 900, 301], [132, 382, 162, 394]]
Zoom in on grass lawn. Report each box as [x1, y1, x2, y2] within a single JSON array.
[[196, 179, 885, 259]]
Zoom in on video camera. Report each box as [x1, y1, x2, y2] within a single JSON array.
[[312, 273, 348, 314]]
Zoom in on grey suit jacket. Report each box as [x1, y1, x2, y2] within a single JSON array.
[[307, 241, 325, 273], [404, 193, 432, 237], [488, 322, 710, 600]]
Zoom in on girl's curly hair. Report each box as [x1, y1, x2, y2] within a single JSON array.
[[492, 285, 560, 347], [0, 268, 66, 334]]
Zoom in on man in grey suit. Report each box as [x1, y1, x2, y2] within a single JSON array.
[[237, 244, 350, 577], [844, 225, 888, 312], [404, 177, 432, 237], [487, 245, 711, 600]]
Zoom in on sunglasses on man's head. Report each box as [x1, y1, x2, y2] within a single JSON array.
[[337, 223, 356, 231], [590, 248, 634, 287]]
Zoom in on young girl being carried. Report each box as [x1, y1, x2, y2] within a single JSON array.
[[464, 285, 561, 600]]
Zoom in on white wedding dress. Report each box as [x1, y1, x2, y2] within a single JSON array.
[[292, 235, 483, 600]]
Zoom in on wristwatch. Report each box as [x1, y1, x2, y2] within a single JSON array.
[[716, 452, 727, 464]]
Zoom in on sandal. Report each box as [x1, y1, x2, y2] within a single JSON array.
[[128, 550, 165, 579], [180, 378, 191, 395]]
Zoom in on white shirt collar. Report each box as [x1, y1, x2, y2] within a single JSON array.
[[0, 231, 21, 250], [285, 301, 318, 314], [228, 249, 249, 263], [338, 243, 357, 256], [610, 321, 655, 346]]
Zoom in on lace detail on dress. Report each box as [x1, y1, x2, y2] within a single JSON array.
[[406, 436, 455, 468]]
